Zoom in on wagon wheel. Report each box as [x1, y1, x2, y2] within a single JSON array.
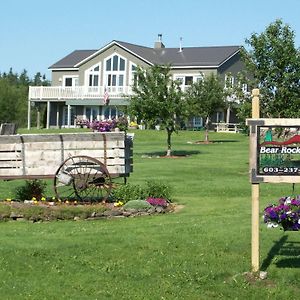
[[54, 155, 112, 202]]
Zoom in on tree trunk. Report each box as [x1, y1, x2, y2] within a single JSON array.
[[166, 128, 172, 156], [204, 117, 209, 143]]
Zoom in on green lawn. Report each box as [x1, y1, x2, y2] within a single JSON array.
[[0, 129, 299, 299]]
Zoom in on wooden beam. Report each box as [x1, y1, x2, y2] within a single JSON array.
[[251, 88, 260, 273]]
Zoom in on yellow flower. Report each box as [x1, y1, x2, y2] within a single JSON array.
[[32, 197, 37, 201], [65, 200, 69, 204], [41, 197, 46, 201], [74, 201, 78, 204], [34, 200, 38, 205], [6, 198, 12, 202]]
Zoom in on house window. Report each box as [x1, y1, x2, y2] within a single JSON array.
[[63, 76, 78, 87], [103, 106, 119, 120], [175, 76, 184, 85], [105, 54, 126, 90], [85, 106, 99, 122], [242, 83, 248, 93], [87, 64, 101, 87], [185, 76, 193, 86], [195, 73, 204, 82], [174, 75, 200, 91], [129, 63, 138, 88], [225, 74, 234, 89]]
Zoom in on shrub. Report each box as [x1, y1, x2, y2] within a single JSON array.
[[111, 181, 172, 203], [123, 200, 152, 211], [145, 181, 172, 201], [111, 184, 146, 203], [15, 180, 46, 201]]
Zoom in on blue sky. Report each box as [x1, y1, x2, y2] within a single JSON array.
[[1, 0, 300, 79]]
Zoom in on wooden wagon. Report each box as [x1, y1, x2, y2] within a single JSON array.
[[0, 132, 133, 201]]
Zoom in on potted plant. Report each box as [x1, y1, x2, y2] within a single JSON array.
[[263, 195, 300, 231]]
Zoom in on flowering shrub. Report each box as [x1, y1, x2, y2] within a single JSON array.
[[263, 195, 300, 231], [87, 120, 115, 132], [129, 121, 138, 127], [87, 117, 128, 132], [146, 197, 168, 208]]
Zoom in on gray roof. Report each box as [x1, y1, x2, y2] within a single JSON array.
[[49, 40, 240, 69], [116, 41, 240, 67], [49, 50, 97, 69]]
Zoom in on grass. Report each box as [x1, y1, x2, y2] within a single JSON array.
[[0, 129, 300, 299]]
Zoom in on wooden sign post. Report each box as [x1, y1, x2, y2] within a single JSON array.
[[247, 89, 300, 273], [251, 89, 260, 272]]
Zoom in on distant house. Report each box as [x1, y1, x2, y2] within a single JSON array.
[[28, 35, 246, 129]]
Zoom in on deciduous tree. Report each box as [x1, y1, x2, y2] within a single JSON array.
[[241, 19, 300, 118], [185, 74, 226, 142], [129, 65, 186, 156]]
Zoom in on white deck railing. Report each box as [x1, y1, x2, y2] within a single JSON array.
[[29, 86, 133, 100]]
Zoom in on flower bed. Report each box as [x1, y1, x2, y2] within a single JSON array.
[[0, 198, 175, 222], [263, 195, 300, 231]]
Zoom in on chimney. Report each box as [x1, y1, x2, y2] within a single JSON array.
[[154, 34, 165, 49]]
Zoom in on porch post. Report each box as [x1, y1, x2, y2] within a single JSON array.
[[56, 107, 60, 128], [46, 101, 50, 129], [37, 108, 40, 129], [67, 104, 71, 128], [226, 106, 231, 124], [27, 99, 31, 130]]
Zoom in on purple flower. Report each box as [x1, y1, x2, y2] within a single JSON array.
[[263, 195, 300, 231]]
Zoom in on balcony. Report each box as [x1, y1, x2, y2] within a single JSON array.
[[29, 86, 133, 101]]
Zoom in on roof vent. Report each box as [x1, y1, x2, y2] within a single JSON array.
[[154, 34, 165, 49], [179, 37, 183, 52]]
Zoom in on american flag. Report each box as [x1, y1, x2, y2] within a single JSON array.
[[103, 88, 110, 105]]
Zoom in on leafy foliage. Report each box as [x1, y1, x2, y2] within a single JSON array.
[[0, 68, 49, 127], [240, 19, 300, 119], [129, 65, 186, 156], [15, 180, 47, 201], [122, 200, 152, 210], [144, 180, 172, 201], [111, 180, 172, 203], [185, 74, 226, 142], [111, 183, 146, 203]]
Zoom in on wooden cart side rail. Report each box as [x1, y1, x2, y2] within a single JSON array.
[[0, 132, 133, 179]]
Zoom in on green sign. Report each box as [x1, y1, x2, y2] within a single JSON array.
[[257, 126, 300, 176]]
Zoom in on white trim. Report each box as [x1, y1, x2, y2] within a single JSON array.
[[173, 73, 204, 85], [104, 53, 127, 88], [218, 49, 240, 68], [49, 68, 79, 71], [129, 62, 137, 86], [62, 75, 79, 87], [172, 65, 218, 69], [85, 62, 102, 87], [52, 41, 240, 71]]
